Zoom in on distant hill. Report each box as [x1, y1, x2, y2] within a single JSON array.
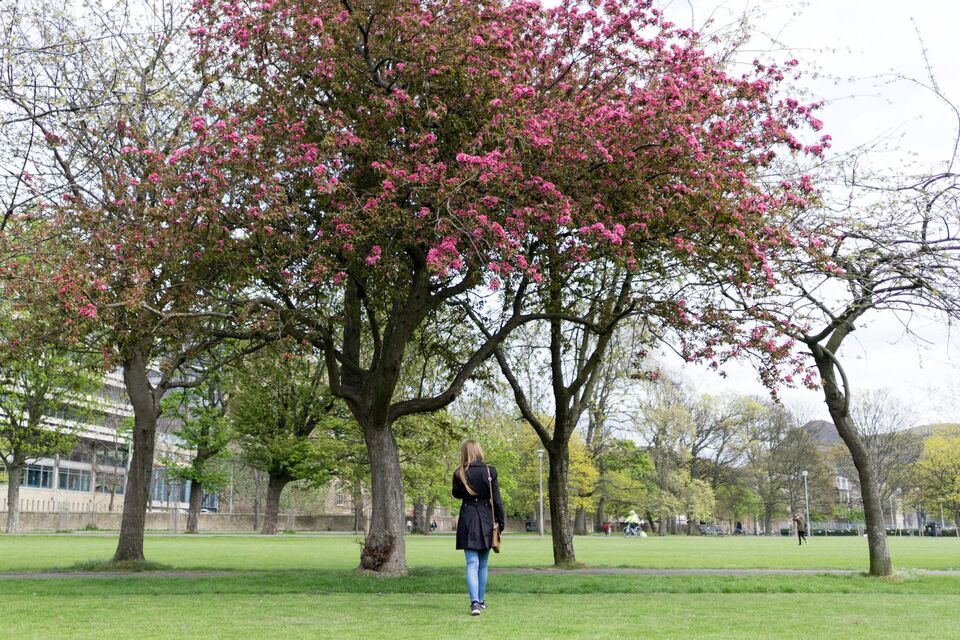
[[801, 420, 843, 445], [801, 420, 960, 445]]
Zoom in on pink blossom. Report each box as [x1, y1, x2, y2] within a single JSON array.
[[78, 303, 97, 318]]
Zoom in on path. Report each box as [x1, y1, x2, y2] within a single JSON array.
[[493, 567, 960, 576], [0, 567, 958, 579]]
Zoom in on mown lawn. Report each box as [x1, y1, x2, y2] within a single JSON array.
[[0, 532, 958, 572], [2, 535, 959, 639]]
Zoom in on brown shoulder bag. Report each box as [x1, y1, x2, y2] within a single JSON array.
[[487, 465, 501, 553]]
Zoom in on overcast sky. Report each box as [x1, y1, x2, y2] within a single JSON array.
[[655, 0, 960, 424]]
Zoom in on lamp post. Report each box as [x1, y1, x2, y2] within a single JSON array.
[[537, 449, 545, 537], [802, 470, 810, 538]]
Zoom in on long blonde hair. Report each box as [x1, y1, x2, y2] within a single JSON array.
[[457, 440, 484, 496]]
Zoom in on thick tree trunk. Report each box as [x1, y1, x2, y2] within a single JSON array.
[[574, 506, 587, 536], [186, 479, 204, 534], [261, 473, 289, 535], [359, 423, 407, 575], [113, 357, 160, 563], [763, 509, 773, 536], [830, 411, 892, 575], [412, 497, 429, 534], [547, 444, 576, 565], [594, 495, 606, 532], [4, 463, 22, 534], [813, 353, 892, 576]]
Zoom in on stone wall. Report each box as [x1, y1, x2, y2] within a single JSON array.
[[0, 511, 366, 533]]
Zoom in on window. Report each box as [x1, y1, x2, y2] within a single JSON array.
[[335, 484, 345, 507], [201, 491, 219, 512], [95, 473, 125, 495], [152, 469, 167, 502], [151, 469, 187, 503], [58, 468, 92, 492], [95, 443, 128, 469], [22, 464, 54, 489], [67, 442, 93, 464]]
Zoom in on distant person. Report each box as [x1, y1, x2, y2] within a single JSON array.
[[793, 512, 807, 545], [452, 439, 505, 616], [603, 522, 611, 536], [735, 521, 743, 535], [624, 510, 642, 536], [430, 520, 438, 533]]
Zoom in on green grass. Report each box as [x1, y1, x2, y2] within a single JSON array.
[[1, 535, 959, 639], [1, 533, 958, 572], [6, 591, 960, 639]]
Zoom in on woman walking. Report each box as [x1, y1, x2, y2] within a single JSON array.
[[452, 440, 505, 616], [793, 512, 807, 545]]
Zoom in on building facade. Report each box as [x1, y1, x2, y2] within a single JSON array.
[[1, 371, 205, 515]]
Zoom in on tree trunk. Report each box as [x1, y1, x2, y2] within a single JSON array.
[[547, 444, 576, 565], [359, 423, 407, 575], [763, 509, 773, 536], [351, 480, 363, 533], [186, 479, 204, 534], [412, 497, 429, 534], [594, 495, 606, 532], [113, 356, 160, 563], [261, 473, 289, 535], [253, 469, 263, 531], [831, 411, 892, 575], [4, 463, 22, 534], [574, 506, 587, 536], [814, 353, 892, 576]]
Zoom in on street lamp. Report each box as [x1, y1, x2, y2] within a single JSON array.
[[802, 470, 810, 538], [537, 450, 545, 537]]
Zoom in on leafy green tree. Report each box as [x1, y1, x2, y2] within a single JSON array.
[[230, 346, 340, 535], [743, 404, 791, 535], [677, 472, 716, 532], [598, 439, 655, 524], [915, 435, 960, 529], [161, 377, 232, 534], [0, 318, 99, 533], [396, 411, 466, 534], [715, 483, 761, 530]]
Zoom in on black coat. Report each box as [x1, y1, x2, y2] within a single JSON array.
[[452, 463, 506, 550]]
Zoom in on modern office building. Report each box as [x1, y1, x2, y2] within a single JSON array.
[[1, 371, 212, 515]]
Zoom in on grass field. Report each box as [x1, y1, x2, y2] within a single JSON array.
[[1, 532, 958, 572], [2, 534, 959, 639]]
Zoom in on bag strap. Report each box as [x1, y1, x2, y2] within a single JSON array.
[[486, 465, 498, 530]]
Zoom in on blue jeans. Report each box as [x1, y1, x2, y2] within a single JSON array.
[[464, 549, 490, 603]]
